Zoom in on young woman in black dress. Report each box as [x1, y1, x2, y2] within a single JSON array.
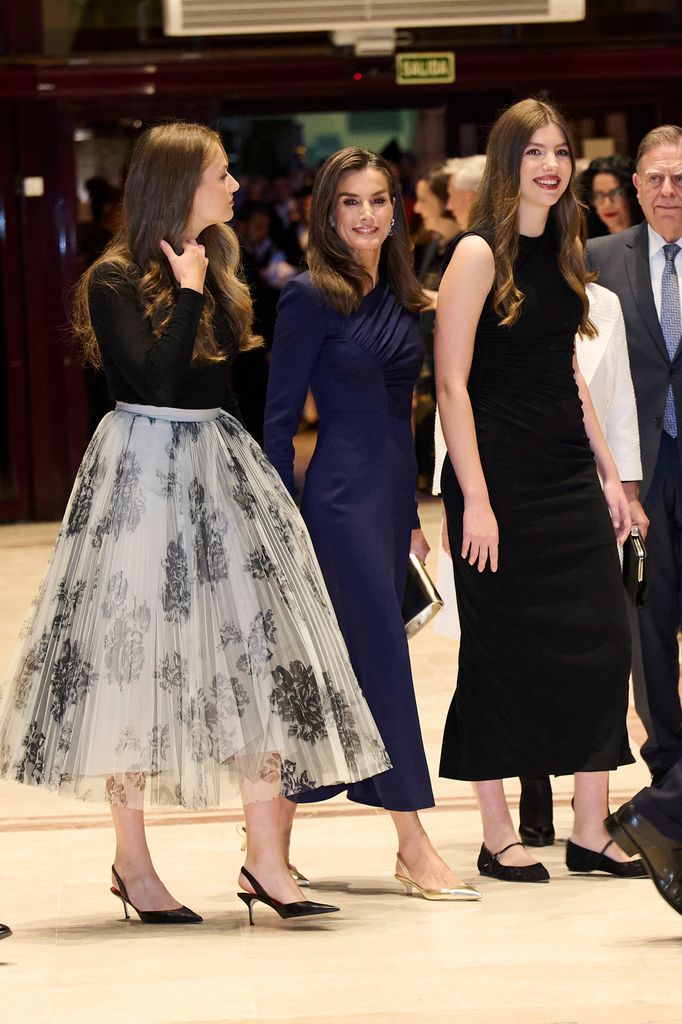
[[0, 123, 391, 925], [436, 99, 645, 882]]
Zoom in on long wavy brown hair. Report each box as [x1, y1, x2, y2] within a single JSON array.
[[306, 147, 427, 315], [73, 121, 260, 367], [469, 98, 596, 337]]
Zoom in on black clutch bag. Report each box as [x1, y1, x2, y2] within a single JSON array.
[[402, 553, 444, 638], [622, 526, 647, 607]]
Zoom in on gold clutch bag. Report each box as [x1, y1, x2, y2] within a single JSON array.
[[402, 553, 444, 639]]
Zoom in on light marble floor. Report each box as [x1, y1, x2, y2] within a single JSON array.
[[1, 504, 681, 1024]]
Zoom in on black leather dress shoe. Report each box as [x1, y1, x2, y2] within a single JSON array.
[[566, 839, 647, 877], [605, 802, 682, 917], [519, 824, 556, 848], [0, 923, 11, 941]]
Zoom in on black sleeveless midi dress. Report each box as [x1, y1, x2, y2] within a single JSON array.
[[439, 228, 634, 781]]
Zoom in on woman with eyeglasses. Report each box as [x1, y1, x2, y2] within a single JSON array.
[[581, 155, 643, 237]]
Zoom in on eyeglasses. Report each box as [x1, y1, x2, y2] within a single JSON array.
[[592, 187, 627, 204]]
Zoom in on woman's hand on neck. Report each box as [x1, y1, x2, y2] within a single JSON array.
[[160, 238, 208, 294]]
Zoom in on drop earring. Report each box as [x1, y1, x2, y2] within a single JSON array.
[[388, 217, 395, 237]]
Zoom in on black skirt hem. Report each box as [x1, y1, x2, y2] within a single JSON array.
[[439, 754, 636, 782]]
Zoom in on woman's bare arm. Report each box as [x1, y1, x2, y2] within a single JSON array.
[[434, 235, 497, 572]]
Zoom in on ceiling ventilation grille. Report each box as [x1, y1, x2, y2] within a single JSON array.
[[162, 0, 585, 36]]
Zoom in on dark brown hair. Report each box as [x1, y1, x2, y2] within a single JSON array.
[[73, 121, 260, 367], [426, 164, 454, 212], [306, 147, 427, 316], [469, 98, 596, 337], [579, 154, 642, 237]]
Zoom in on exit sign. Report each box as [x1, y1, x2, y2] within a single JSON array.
[[395, 53, 455, 86]]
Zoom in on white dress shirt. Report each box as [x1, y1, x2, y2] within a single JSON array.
[[647, 223, 682, 320]]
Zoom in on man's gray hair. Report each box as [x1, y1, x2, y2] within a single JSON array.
[[636, 126, 682, 170], [443, 157, 461, 178], [452, 154, 487, 193]]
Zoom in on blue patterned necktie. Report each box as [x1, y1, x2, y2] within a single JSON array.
[[661, 242, 681, 438]]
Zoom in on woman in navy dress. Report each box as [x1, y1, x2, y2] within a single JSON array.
[[265, 147, 479, 900]]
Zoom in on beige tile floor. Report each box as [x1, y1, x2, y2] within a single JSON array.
[[1, 504, 681, 1024]]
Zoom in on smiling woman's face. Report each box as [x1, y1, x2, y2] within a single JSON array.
[[332, 167, 394, 263], [518, 122, 571, 214]]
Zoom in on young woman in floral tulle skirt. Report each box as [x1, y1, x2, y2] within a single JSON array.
[[0, 123, 390, 926]]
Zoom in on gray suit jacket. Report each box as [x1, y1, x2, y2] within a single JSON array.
[[586, 221, 682, 501]]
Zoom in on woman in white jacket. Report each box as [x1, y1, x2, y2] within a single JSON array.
[[433, 281, 648, 842]]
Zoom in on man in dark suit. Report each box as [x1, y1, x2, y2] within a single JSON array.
[[606, 761, 682, 918], [587, 125, 682, 785]]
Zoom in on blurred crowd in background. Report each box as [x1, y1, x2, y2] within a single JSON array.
[[76, 138, 645, 483]]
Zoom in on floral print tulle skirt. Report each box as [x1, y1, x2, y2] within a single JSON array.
[[0, 403, 390, 809]]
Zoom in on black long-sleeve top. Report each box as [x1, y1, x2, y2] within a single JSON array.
[[88, 266, 241, 417]]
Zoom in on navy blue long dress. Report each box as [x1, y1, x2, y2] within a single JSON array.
[[264, 272, 434, 810]]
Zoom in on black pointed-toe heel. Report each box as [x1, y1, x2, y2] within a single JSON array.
[[0, 923, 11, 941], [565, 840, 648, 878], [477, 842, 550, 883], [110, 866, 203, 924], [237, 866, 339, 926]]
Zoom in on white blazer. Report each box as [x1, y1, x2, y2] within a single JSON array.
[[432, 281, 642, 494]]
